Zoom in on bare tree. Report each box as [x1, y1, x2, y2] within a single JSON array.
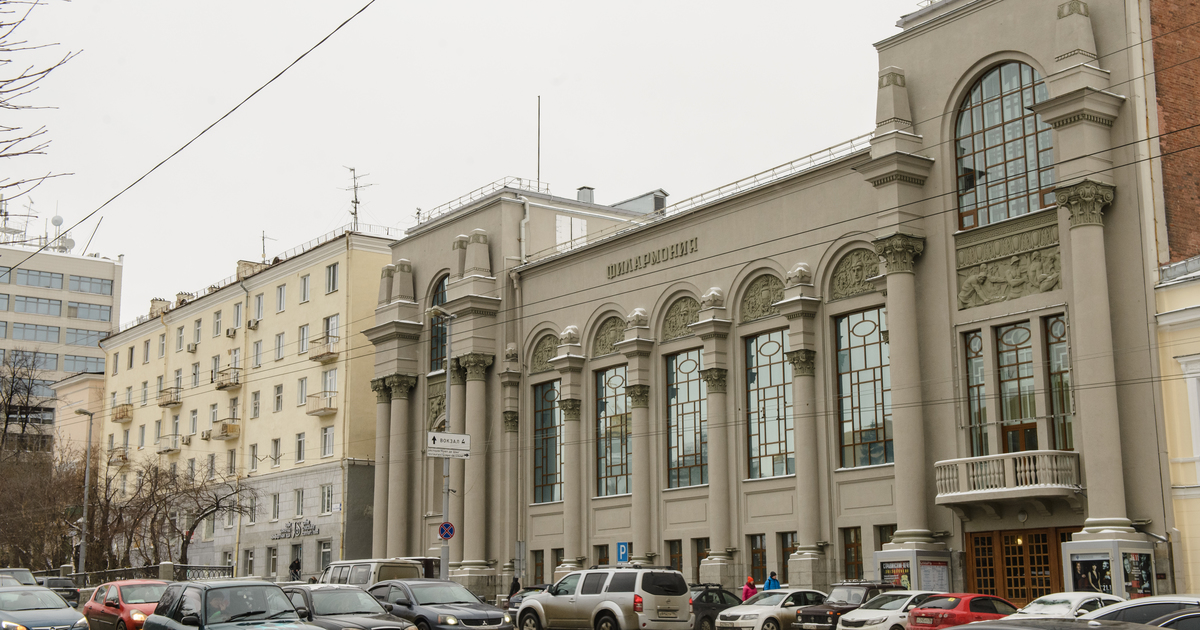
[[0, 347, 58, 461], [0, 445, 82, 569], [1, 0, 76, 199], [171, 465, 256, 565]]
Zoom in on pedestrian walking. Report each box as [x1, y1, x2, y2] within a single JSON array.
[[764, 572, 780, 590], [742, 576, 757, 601], [289, 558, 301, 581]]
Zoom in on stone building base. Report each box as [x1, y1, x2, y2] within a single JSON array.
[[453, 564, 500, 602], [699, 555, 740, 590], [787, 552, 829, 592]]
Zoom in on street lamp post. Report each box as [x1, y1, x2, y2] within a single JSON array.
[[74, 408, 95, 580], [429, 306, 455, 580]]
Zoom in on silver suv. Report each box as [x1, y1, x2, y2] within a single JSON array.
[[517, 566, 692, 630]]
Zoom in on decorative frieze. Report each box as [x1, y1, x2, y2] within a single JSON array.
[[699, 367, 727, 394], [662, 297, 700, 342], [385, 374, 418, 399], [740, 275, 784, 323], [593, 317, 626, 356], [628, 384, 651, 409], [830, 249, 881, 301], [459, 353, 493, 381], [785, 349, 817, 377], [371, 378, 391, 404], [874, 233, 925, 274], [560, 399, 582, 422], [531, 335, 559, 374], [1058, 180, 1115, 228], [955, 209, 1063, 310], [503, 411, 519, 433]]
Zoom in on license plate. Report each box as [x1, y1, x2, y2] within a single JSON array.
[[659, 611, 677, 619], [915, 618, 934, 625], [803, 625, 826, 630], [717, 623, 734, 628]]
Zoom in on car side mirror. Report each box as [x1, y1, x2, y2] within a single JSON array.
[[1075, 610, 1088, 617], [106, 601, 120, 609], [181, 615, 200, 627], [394, 597, 412, 608], [69, 602, 78, 609], [383, 603, 395, 613], [905, 605, 916, 612], [295, 607, 310, 620]]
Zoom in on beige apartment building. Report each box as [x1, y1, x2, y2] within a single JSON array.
[[365, 0, 1186, 605], [97, 225, 393, 579]]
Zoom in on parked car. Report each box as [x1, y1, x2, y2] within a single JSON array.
[[798, 582, 901, 630], [282, 584, 413, 630], [0, 586, 88, 630], [837, 591, 942, 630], [0, 570, 36, 586], [517, 566, 693, 630], [369, 579, 513, 630], [1006, 593, 1125, 620], [934, 618, 1172, 630], [502, 585, 548, 619], [43, 577, 82, 607], [717, 588, 827, 630], [318, 559, 425, 586], [690, 583, 742, 630], [83, 580, 170, 630], [907, 594, 1018, 630], [0, 577, 20, 587], [1148, 609, 1200, 629], [1080, 596, 1200, 624], [142, 580, 305, 630]]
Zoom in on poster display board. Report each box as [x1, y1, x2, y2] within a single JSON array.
[[919, 560, 950, 592], [1071, 553, 1114, 594], [882, 561, 911, 588], [1122, 552, 1154, 599]]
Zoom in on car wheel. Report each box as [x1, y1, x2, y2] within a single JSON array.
[[891, 625, 903, 630], [417, 620, 432, 630], [595, 613, 618, 630], [116, 620, 126, 630], [762, 619, 779, 630], [521, 612, 543, 630], [700, 617, 714, 630]]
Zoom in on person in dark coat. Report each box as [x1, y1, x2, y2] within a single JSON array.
[[509, 576, 521, 597], [289, 558, 301, 581]]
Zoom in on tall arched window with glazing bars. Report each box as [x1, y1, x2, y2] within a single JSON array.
[[595, 365, 631, 496], [956, 61, 1055, 230], [430, 275, 448, 371]]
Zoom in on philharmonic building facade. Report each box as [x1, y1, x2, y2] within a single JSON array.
[[366, 0, 1189, 604]]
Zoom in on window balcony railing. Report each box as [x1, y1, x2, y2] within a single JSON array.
[[156, 433, 181, 455], [157, 387, 182, 408], [306, 391, 337, 417], [215, 367, 242, 390], [308, 333, 341, 363], [112, 403, 133, 423], [107, 446, 129, 466], [934, 449, 1082, 518], [212, 418, 241, 441]]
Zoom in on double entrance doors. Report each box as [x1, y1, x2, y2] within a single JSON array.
[[967, 527, 1081, 606]]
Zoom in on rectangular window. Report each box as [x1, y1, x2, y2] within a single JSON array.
[[295, 488, 305, 516], [193, 319, 202, 343], [63, 355, 104, 372], [69, 275, 111, 295], [553, 549, 564, 572], [0, 322, 6, 338], [276, 284, 286, 312], [213, 311, 222, 337], [595, 545, 609, 567], [156, 375, 163, 394], [174, 368, 182, 389], [667, 540, 683, 573], [254, 294, 264, 319], [252, 341, 262, 367], [187, 458, 196, 480], [274, 385, 283, 412], [0, 293, 7, 311], [296, 432, 306, 462], [128, 346, 135, 369], [300, 275, 310, 302], [141, 381, 148, 405], [324, 314, 339, 338], [323, 367, 337, 393], [125, 386, 133, 405], [694, 539, 710, 584], [747, 329, 794, 478], [251, 391, 261, 418], [533, 380, 564, 503], [298, 324, 309, 353], [780, 532, 798, 584], [595, 365, 631, 496], [965, 331, 989, 457], [211, 356, 219, 383], [532, 550, 544, 585], [320, 540, 332, 569], [876, 524, 898, 550], [555, 215, 587, 253], [190, 410, 198, 435], [843, 528, 863, 580], [12, 350, 57, 370], [667, 349, 707, 487], [68, 301, 110, 321], [17, 269, 63, 289], [272, 493, 280, 520], [176, 326, 184, 351], [15, 295, 62, 316], [321, 484, 333, 514], [271, 439, 281, 467], [154, 420, 161, 441], [297, 377, 307, 405], [325, 262, 339, 293], [430, 277, 448, 370], [12, 322, 60, 342], [231, 347, 241, 369], [321, 426, 333, 457], [227, 449, 236, 474], [1045, 315, 1073, 450], [234, 302, 243, 328], [192, 363, 200, 388], [159, 333, 166, 357], [269, 547, 278, 575], [207, 454, 216, 479], [138, 425, 145, 448], [210, 404, 218, 427], [247, 497, 257, 524], [0, 267, 9, 283], [275, 333, 285, 360], [250, 443, 259, 472], [997, 321, 1037, 452], [749, 534, 767, 584], [836, 307, 892, 467], [143, 339, 151, 363]]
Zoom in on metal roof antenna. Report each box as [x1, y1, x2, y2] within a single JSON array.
[[344, 166, 373, 232], [261, 230, 277, 264]]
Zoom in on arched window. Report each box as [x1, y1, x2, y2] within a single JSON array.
[[429, 275, 448, 370], [956, 61, 1055, 230]]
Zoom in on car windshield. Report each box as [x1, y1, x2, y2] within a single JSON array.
[[409, 583, 481, 605], [312, 590, 386, 615], [0, 577, 20, 586], [206, 586, 297, 623], [123, 585, 168, 605], [0, 589, 68, 611], [861, 594, 911, 611], [743, 592, 788, 607], [827, 588, 868, 605], [1016, 597, 1075, 615], [1, 571, 35, 586]]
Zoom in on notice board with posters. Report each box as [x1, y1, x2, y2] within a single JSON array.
[[1070, 553, 1114, 594], [1122, 552, 1154, 598], [919, 560, 950, 592], [882, 561, 911, 588]]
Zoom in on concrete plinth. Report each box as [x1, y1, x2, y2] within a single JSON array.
[[1062, 535, 1156, 599], [874, 548, 953, 590], [699, 555, 741, 590], [452, 565, 500, 603], [553, 561, 583, 583], [786, 553, 829, 592]]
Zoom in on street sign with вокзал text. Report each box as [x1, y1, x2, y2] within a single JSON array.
[[427, 431, 471, 459]]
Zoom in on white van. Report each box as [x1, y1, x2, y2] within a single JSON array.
[[317, 558, 423, 586]]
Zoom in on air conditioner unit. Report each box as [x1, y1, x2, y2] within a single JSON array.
[[225, 328, 236, 338], [187, 343, 198, 353], [180, 434, 192, 446], [246, 319, 260, 330], [200, 429, 212, 440]]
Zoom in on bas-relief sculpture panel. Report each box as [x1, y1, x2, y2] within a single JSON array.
[[955, 210, 1062, 310], [592, 316, 626, 357], [830, 249, 881, 301], [530, 334, 559, 374], [740, 275, 784, 323], [662, 297, 700, 342]]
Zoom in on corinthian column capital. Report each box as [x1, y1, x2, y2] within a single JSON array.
[[1058, 180, 1115, 228], [385, 374, 418, 399], [371, 377, 391, 404], [503, 411, 519, 433], [560, 399, 582, 422], [785, 349, 817, 377], [628, 385, 651, 408], [873, 233, 925, 274], [699, 368, 727, 394], [459, 353, 494, 381]]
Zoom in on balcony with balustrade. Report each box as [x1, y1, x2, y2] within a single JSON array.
[[157, 434, 181, 455], [215, 367, 242, 391], [212, 417, 240, 441], [157, 387, 182, 408], [934, 450, 1083, 519], [112, 403, 133, 423], [107, 446, 129, 466], [308, 333, 341, 363], [306, 391, 337, 417]]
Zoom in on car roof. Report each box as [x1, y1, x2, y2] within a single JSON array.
[[289, 584, 367, 591], [0, 586, 55, 592], [1026, 592, 1122, 603], [374, 578, 458, 585], [1148, 609, 1200, 624], [965, 620, 1171, 630], [175, 580, 279, 589], [101, 580, 169, 586]]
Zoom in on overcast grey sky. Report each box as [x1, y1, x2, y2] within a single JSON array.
[[11, 0, 917, 324]]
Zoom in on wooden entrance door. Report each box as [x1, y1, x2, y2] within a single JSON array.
[[967, 527, 1080, 606]]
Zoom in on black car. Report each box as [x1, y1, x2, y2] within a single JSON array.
[[0, 586, 88, 630], [283, 584, 413, 630], [502, 586, 548, 619], [43, 577, 81, 606], [690, 583, 742, 630], [143, 580, 305, 630], [951, 619, 1172, 630], [368, 579, 513, 630], [1148, 609, 1200, 629]]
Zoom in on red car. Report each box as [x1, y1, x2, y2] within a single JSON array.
[[907, 594, 1019, 630], [82, 580, 170, 630]]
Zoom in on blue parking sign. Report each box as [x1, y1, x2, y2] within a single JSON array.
[[617, 542, 629, 563]]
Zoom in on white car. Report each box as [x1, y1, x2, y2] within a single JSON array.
[[1005, 592, 1124, 619], [716, 589, 827, 630], [837, 591, 942, 630], [1080, 595, 1200, 623]]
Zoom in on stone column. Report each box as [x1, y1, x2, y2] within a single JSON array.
[[698, 368, 733, 579], [1060, 181, 1132, 533], [503, 410, 520, 565], [386, 374, 417, 556], [875, 233, 934, 545], [370, 377, 391, 558], [786, 349, 826, 585], [449, 359, 467, 564], [629, 385, 652, 564], [460, 353, 494, 569], [559, 399, 583, 575]]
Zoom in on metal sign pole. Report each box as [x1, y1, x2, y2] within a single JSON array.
[[440, 313, 453, 580]]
